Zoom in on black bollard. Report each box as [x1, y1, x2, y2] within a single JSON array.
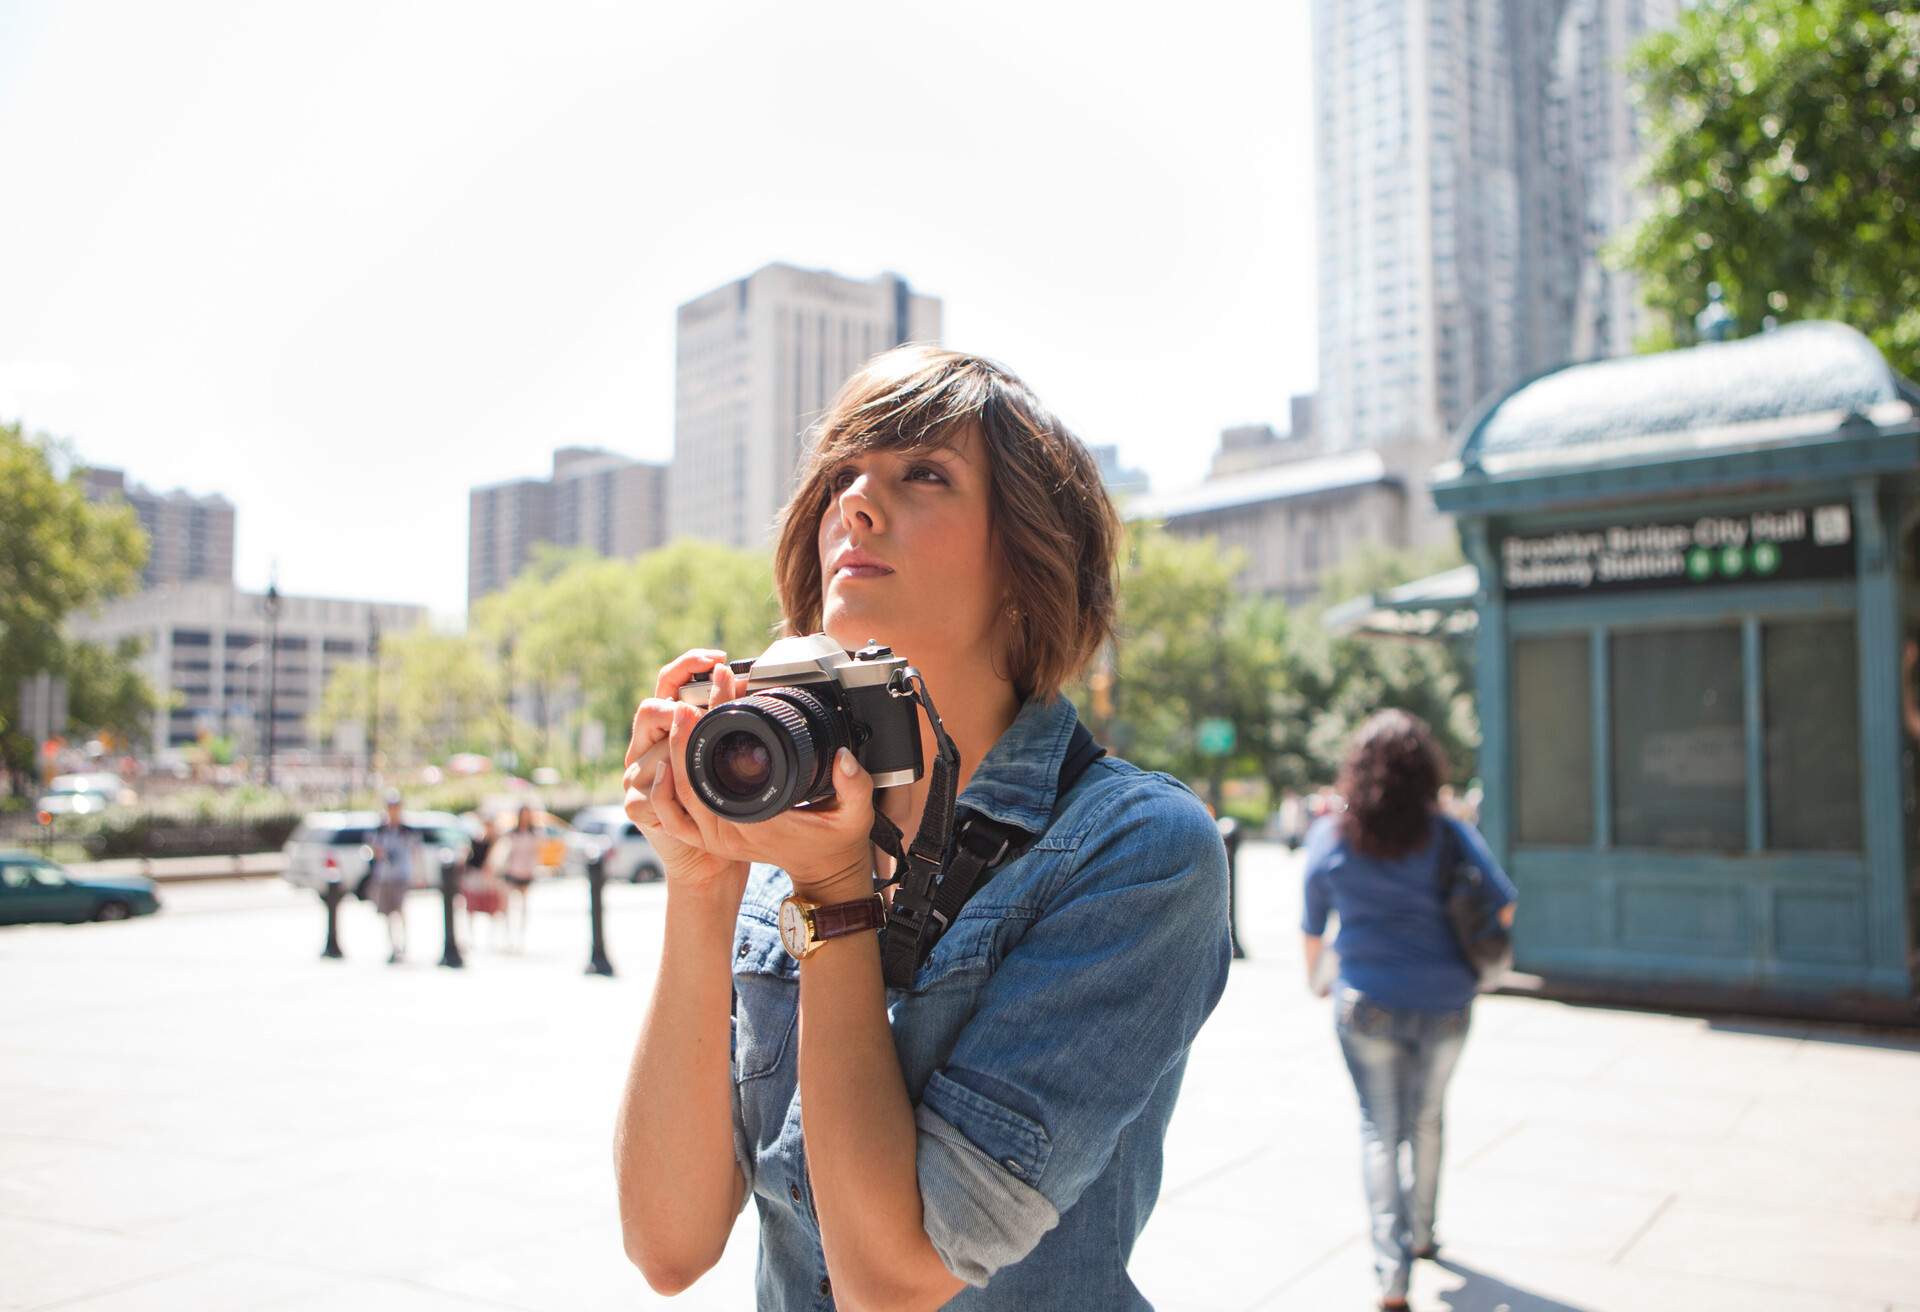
[[438, 858, 465, 969], [585, 848, 615, 977], [321, 874, 345, 960], [1217, 816, 1247, 960]]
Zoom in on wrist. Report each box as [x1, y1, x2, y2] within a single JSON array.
[[790, 861, 874, 906]]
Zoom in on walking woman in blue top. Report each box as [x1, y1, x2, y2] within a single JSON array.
[[612, 346, 1231, 1309], [1301, 710, 1517, 1311]]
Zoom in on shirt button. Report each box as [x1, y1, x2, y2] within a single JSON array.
[[818, 1276, 832, 1297], [736, 941, 750, 960], [789, 1183, 802, 1204]]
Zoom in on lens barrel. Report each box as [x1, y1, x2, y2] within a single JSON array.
[[684, 687, 847, 822]]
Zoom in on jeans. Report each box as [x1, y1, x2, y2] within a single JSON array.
[[1334, 987, 1471, 1299]]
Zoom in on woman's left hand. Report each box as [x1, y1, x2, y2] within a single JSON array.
[[647, 699, 878, 903]]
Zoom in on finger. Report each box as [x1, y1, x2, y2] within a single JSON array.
[[650, 760, 702, 848], [714, 662, 741, 705], [625, 699, 681, 768], [654, 649, 730, 702]]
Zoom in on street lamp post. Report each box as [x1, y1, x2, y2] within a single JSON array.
[[262, 582, 282, 788], [367, 611, 382, 787]]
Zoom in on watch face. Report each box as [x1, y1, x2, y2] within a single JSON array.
[[778, 899, 809, 957]]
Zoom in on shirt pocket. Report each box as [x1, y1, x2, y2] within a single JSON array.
[[731, 916, 798, 1084], [896, 912, 1001, 995]]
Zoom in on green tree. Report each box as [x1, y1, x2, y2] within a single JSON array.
[[313, 630, 501, 766], [64, 637, 165, 750], [0, 423, 147, 789], [1613, 0, 1920, 375], [469, 540, 780, 770]]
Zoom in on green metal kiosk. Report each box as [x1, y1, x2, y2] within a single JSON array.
[[1431, 322, 1920, 1019]]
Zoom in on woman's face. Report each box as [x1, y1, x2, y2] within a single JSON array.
[[815, 426, 1005, 673]]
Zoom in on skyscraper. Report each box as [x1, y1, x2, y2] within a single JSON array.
[[669, 263, 942, 549], [1312, 0, 1676, 454], [81, 468, 236, 589], [467, 448, 666, 605]]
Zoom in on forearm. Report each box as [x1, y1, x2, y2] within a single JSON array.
[[798, 932, 962, 1311], [1302, 933, 1323, 986], [615, 876, 748, 1291]]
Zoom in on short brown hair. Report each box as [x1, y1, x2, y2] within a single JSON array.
[[1337, 709, 1447, 858], [772, 345, 1120, 701]]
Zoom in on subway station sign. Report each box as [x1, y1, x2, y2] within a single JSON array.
[[1500, 504, 1855, 599]]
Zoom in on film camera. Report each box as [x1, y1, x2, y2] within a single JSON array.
[[677, 634, 923, 822]]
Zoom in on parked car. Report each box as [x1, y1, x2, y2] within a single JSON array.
[[0, 851, 160, 924], [281, 810, 472, 901], [567, 804, 664, 883], [35, 772, 137, 817]]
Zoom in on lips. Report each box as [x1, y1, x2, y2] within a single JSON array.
[[830, 547, 894, 578]]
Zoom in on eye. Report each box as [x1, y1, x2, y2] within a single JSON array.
[[828, 466, 858, 492], [905, 462, 948, 484]]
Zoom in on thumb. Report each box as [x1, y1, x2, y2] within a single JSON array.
[[831, 747, 872, 809]]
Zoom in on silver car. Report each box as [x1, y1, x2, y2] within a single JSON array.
[[567, 804, 664, 883], [282, 810, 472, 900]]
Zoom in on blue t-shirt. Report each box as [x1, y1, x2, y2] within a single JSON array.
[[1300, 812, 1516, 1012]]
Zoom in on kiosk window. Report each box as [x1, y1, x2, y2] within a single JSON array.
[[1612, 627, 1746, 851], [1512, 635, 1593, 845], [1765, 619, 1862, 851]]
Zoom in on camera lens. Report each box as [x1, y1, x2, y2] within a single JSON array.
[[711, 731, 773, 796], [684, 687, 848, 822]]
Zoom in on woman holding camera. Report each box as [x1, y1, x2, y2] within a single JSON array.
[[613, 346, 1231, 1309], [1301, 710, 1516, 1311]]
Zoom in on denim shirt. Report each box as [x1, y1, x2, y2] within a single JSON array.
[[729, 696, 1231, 1310]]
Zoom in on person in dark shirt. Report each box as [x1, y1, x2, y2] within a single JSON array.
[[1301, 710, 1517, 1311]]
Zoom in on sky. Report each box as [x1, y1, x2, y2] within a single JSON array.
[[0, 1, 1318, 622]]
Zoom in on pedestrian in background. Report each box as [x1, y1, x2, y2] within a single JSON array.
[[462, 811, 505, 947], [495, 804, 542, 953], [1300, 709, 1517, 1311], [369, 790, 425, 965]]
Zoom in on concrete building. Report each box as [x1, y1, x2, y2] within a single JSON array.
[[1129, 427, 1454, 606], [1311, 0, 1677, 454], [67, 582, 426, 759], [1089, 444, 1150, 502], [81, 468, 236, 590], [669, 263, 942, 549], [467, 447, 666, 605]]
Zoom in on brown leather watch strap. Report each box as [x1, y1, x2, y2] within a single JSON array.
[[809, 893, 887, 942]]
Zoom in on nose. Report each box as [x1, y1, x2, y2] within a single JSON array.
[[834, 471, 884, 534]]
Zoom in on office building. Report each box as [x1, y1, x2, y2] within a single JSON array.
[[1312, 0, 1678, 454], [670, 263, 942, 548], [67, 582, 426, 759], [81, 468, 236, 589], [467, 448, 667, 605]]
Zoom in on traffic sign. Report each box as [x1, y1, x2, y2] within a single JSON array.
[[1197, 717, 1236, 757]]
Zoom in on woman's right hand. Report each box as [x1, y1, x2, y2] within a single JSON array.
[[623, 650, 750, 897]]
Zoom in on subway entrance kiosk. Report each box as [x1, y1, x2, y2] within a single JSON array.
[[1432, 322, 1920, 1020]]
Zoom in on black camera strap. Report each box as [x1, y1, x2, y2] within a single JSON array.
[[872, 670, 1105, 990]]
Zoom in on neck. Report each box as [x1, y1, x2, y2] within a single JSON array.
[[884, 650, 1022, 842]]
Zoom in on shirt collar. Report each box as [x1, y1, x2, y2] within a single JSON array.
[[954, 694, 1081, 835]]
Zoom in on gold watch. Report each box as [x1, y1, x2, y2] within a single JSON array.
[[778, 893, 886, 960]]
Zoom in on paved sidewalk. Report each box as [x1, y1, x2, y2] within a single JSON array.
[[2, 844, 1917, 1310]]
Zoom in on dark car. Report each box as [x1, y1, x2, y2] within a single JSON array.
[[0, 851, 161, 925]]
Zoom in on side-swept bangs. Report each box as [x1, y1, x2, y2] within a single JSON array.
[[772, 344, 1120, 702]]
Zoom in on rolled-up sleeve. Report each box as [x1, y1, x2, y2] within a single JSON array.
[[913, 779, 1231, 1283]]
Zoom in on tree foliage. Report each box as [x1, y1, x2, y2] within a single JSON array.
[[0, 421, 150, 785], [1614, 0, 1920, 376], [1078, 527, 1476, 815], [316, 539, 781, 771]]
